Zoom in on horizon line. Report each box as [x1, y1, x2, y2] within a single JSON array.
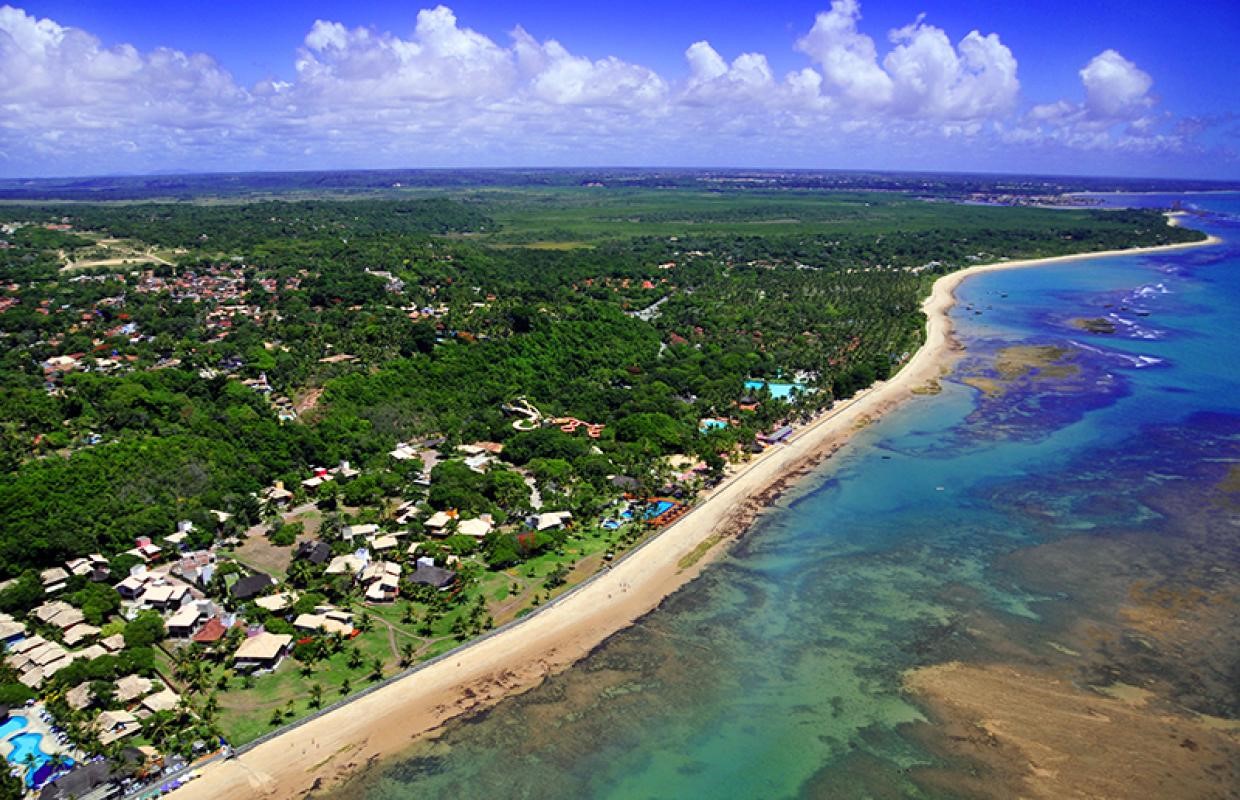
[[5, 165, 1240, 188]]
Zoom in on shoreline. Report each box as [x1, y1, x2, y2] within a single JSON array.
[[171, 232, 1221, 800]]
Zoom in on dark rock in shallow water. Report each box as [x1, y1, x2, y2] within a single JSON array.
[[1071, 317, 1118, 334]]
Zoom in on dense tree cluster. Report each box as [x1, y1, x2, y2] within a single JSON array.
[[0, 188, 1204, 577], [1, 198, 493, 250]]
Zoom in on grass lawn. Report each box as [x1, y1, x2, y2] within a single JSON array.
[[215, 626, 395, 744], [460, 187, 1129, 245], [208, 519, 673, 744]]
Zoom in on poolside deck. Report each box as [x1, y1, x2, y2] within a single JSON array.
[[0, 703, 78, 789]]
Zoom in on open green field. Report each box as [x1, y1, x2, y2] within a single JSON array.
[[457, 187, 1129, 244], [212, 521, 633, 745]]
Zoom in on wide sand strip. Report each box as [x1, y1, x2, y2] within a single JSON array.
[[173, 232, 1220, 800]]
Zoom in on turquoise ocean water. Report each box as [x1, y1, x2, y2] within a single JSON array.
[[345, 195, 1240, 799]]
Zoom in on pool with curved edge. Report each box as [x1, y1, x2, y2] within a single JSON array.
[[619, 500, 678, 521], [646, 500, 676, 518], [5, 730, 74, 788], [0, 715, 26, 741]]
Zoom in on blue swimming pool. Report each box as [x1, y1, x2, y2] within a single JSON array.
[[0, 715, 26, 740], [699, 418, 729, 433], [618, 500, 677, 521], [645, 500, 676, 519], [744, 380, 803, 400], [6, 731, 73, 787]]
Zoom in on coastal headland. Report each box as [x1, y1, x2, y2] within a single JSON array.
[[171, 231, 1221, 800]]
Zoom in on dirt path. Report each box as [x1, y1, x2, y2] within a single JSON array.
[[371, 618, 401, 662]]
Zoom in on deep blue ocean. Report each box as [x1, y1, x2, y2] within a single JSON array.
[[343, 194, 1240, 799]]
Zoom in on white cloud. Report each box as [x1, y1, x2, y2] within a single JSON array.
[[291, 6, 516, 103], [1013, 49, 1172, 156], [0, 2, 1220, 177], [683, 42, 774, 100], [794, 2, 1017, 120], [0, 3, 249, 174], [1080, 49, 1154, 120], [0, 4, 241, 120], [685, 41, 728, 84], [795, 0, 892, 107], [884, 21, 1018, 119], [512, 27, 666, 108], [680, 41, 824, 112]]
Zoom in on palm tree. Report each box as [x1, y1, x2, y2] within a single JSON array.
[[399, 642, 416, 667], [339, 678, 352, 696], [347, 646, 363, 669], [223, 626, 246, 654], [309, 683, 323, 708], [98, 741, 123, 767], [190, 668, 211, 696], [173, 656, 202, 692], [147, 712, 174, 747], [171, 646, 194, 678], [320, 511, 343, 540], [286, 559, 315, 588], [76, 726, 102, 756], [369, 657, 383, 681], [258, 498, 282, 526]]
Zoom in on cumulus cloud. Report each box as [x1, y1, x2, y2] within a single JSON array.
[[681, 40, 824, 113], [1027, 48, 1155, 128], [795, 1, 1017, 120], [0, 2, 1215, 176], [0, 4, 242, 123], [796, 0, 893, 107], [0, 4, 251, 174], [273, 7, 669, 138], [1080, 49, 1154, 120], [884, 20, 1018, 118], [684, 42, 773, 100], [512, 27, 666, 108], [1015, 48, 1175, 156], [292, 7, 515, 103]]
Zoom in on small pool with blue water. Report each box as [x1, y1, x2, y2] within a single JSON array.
[[0, 716, 26, 740], [744, 380, 803, 400]]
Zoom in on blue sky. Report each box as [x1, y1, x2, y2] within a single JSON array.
[[3, 0, 1238, 179]]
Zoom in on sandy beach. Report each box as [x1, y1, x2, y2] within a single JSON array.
[[171, 231, 1221, 800]]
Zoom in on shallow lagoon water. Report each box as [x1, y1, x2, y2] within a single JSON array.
[[345, 196, 1240, 800]]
